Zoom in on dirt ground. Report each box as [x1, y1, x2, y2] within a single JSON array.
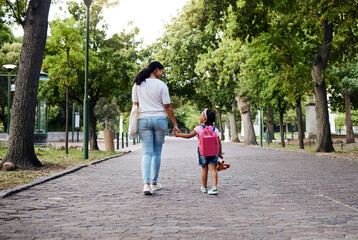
[[0, 163, 67, 191], [287, 137, 358, 160]]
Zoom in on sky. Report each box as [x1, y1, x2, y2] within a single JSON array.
[[104, 0, 188, 45], [12, 0, 188, 46]]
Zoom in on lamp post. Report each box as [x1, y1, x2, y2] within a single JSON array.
[[215, 105, 220, 130], [83, 0, 92, 159], [3, 64, 16, 134], [259, 109, 263, 147]]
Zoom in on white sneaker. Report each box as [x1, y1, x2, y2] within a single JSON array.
[[150, 183, 163, 192], [143, 184, 152, 195]]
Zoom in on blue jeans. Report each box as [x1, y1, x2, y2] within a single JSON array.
[[138, 117, 168, 184], [197, 148, 218, 166]]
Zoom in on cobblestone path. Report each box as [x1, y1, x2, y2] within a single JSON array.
[[0, 138, 357, 239]]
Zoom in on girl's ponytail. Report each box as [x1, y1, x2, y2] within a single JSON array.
[[133, 61, 164, 85], [205, 110, 216, 126]]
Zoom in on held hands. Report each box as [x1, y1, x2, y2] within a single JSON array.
[[173, 127, 180, 137], [173, 126, 180, 137]]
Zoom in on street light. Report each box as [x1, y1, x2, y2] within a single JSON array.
[[83, 0, 92, 159], [3, 64, 16, 134], [215, 105, 219, 129]]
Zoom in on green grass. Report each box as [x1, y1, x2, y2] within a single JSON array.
[[0, 171, 48, 185], [262, 142, 316, 151], [0, 146, 121, 190], [34, 147, 118, 167]]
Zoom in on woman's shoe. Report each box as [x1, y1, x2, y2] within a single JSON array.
[[208, 188, 218, 195], [150, 183, 162, 192], [201, 186, 208, 193], [143, 184, 152, 195]]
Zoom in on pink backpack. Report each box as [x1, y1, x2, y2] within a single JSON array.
[[199, 125, 219, 157]]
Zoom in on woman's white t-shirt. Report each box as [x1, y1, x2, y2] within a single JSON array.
[[132, 78, 171, 119]]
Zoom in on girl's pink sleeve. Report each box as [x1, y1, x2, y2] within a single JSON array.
[[215, 128, 221, 137], [194, 126, 202, 136]]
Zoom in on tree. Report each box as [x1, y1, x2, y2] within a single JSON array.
[[201, 0, 357, 152], [41, 1, 138, 151], [2, 0, 51, 168], [95, 97, 120, 130], [329, 60, 358, 143], [0, 7, 15, 45], [155, 1, 246, 142], [195, 36, 242, 142], [152, 0, 221, 133], [154, 0, 215, 104], [304, 0, 358, 152], [0, 42, 21, 133], [263, 8, 314, 149], [235, 94, 257, 145], [43, 17, 82, 154], [67, 0, 142, 151]]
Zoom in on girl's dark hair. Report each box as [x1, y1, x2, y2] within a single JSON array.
[[133, 61, 164, 85], [205, 110, 216, 126]]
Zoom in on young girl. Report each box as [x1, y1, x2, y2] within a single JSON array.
[[174, 108, 223, 195]]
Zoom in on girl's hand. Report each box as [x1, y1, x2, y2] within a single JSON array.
[[218, 153, 223, 159]]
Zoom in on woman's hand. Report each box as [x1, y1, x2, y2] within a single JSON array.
[[218, 153, 224, 159]]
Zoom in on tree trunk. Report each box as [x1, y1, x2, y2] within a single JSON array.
[[229, 113, 239, 142], [65, 48, 70, 154], [65, 85, 69, 154], [104, 128, 114, 151], [89, 96, 99, 150], [216, 108, 224, 141], [235, 95, 257, 145], [2, 0, 51, 168], [344, 93, 355, 144], [279, 109, 285, 148], [267, 106, 275, 139], [296, 96, 305, 149], [224, 115, 230, 142], [0, 107, 7, 133], [311, 19, 334, 152], [229, 100, 239, 142]]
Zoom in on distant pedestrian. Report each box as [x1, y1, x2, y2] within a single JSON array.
[[132, 61, 180, 195], [174, 108, 223, 195]]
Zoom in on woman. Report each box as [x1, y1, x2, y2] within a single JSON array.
[[132, 61, 180, 195]]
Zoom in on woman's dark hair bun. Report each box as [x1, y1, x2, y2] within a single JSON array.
[[133, 61, 164, 85]]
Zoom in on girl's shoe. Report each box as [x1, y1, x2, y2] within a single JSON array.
[[208, 188, 218, 195], [201, 186, 208, 193]]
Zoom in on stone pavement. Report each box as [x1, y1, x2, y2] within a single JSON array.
[[0, 137, 358, 239], [48, 139, 142, 152]]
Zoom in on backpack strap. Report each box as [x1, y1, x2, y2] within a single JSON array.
[[201, 125, 206, 130]]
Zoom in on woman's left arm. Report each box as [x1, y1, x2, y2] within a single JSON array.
[[163, 104, 179, 133]]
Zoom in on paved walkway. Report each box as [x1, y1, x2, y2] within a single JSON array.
[[48, 139, 142, 152], [0, 138, 358, 239]]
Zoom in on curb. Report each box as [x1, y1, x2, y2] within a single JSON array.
[[0, 153, 127, 199], [90, 154, 124, 165], [244, 144, 358, 163]]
